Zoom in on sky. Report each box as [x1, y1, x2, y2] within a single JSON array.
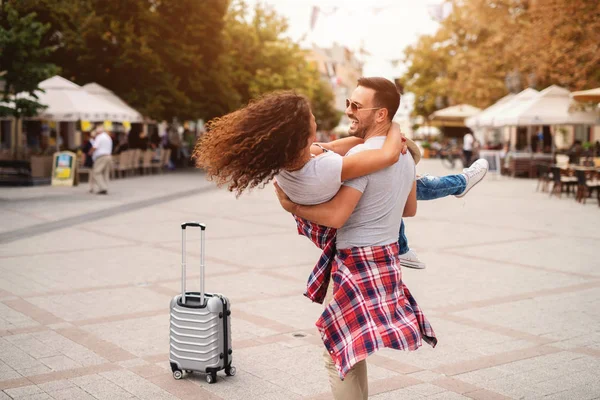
[[250, 0, 442, 80]]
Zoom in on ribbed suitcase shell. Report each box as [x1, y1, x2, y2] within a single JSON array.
[[170, 223, 234, 384], [169, 293, 232, 378]]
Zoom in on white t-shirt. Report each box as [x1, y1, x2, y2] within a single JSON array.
[[463, 133, 474, 151], [92, 132, 113, 161], [337, 136, 415, 249], [276, 151, 343, 205]]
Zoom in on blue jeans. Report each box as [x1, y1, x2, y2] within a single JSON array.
[[398, 174, 467, 255]]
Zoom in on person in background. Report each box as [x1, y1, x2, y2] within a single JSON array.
[[568, 140, 583, 165], [81, 131, 95, 193], [463, 131, 474, 167], [90, 127, 113, 195]]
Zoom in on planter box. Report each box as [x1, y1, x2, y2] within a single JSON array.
[[30, 155, 53, 178]]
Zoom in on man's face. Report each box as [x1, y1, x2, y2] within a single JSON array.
[[346, 86, 378, 139]]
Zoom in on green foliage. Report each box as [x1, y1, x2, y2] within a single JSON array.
[[400, 0, 600, 118], [0, 2, 58, 118], [223, 0, 339, 127], [309, 79, 342, 131], [4, 0, 339, 124]]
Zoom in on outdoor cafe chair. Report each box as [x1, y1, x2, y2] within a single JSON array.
[[535, 164, 551, 192], [549, 166, 577, 198], [574, 169, 600, 204]]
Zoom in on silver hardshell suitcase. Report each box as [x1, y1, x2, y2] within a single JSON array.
[[169, 222, 235, 384]]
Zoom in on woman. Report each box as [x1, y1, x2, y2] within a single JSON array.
[[194, 91, 406, 200]]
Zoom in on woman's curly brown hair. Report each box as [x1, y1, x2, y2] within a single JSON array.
[[193, 91, 313, 196]]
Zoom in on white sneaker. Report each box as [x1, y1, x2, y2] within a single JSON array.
[[399, 249, 426, 269], [456, 159, 489, 198]]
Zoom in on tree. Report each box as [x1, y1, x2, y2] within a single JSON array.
[[400, 0, 600, 118], [518, 0, 600, 91], [153, 0, 237, 120], [6, 0, 339, 125], [310, 79, 342, 131], [222, 0, 339, 126], [0, 2, 58, 156], [15, 0, 233, 121], [442, 0, 526, 106], [0, 2, 58, 119]]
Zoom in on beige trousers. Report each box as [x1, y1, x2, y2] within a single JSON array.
[[88, 170, 96, 192], [322, 279, 368, 400], [93, 155, 112, 192]]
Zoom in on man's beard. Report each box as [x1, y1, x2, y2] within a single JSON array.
[[350, 126, 368, 139], [349, 116, 374, 139]]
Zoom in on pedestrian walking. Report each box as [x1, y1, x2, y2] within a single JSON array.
[[463, 131, 474, 167], [90, 127, 113, 195]]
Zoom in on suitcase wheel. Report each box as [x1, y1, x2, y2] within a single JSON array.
[[225, 366, 236, 377], [173, 370, 183, 380], [206, 372, 217, 384]]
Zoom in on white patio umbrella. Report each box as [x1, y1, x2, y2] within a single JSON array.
[[429, 104, 481, 127], [465, 93, 515, 129], [476, 88, 539, 128], [29, 76, 134, 122], [493, 85, 600, 127], [83, 83, 143, 122], [414, 126, 441, 136]]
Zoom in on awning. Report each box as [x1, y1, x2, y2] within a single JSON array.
[[465, 93, 515, 128], [83, 83, 143, 123], [493, 85, 600, 126], [429, 104, 481, 127], [24, 76, 137, 122], [571, 88, 600, 103], [467, 89, 539, 128]]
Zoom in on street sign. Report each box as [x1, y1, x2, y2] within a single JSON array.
[[479, 150, 502, 175], [51, 151, 77, 186]]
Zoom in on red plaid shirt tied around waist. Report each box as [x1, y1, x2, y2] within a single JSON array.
[[294, 216, 437, 379]]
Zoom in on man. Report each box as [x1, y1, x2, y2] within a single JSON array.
[[463, 131, 474, 167], [90, 126, 113, 195], [276, 77, 436, 399]]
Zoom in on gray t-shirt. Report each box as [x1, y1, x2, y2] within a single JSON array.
[[337, 136, 416, 249], [276, 151, 343, 205]]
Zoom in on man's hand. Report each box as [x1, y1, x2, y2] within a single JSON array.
[[274, 182, 297, 214]]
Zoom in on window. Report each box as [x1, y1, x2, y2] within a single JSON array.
[[574, 125, 591, 143]]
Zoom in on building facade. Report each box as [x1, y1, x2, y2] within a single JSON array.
[[305, 44, 363, 113]]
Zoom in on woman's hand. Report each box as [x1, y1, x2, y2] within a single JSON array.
[[274, 182, 298, 214], [400, 135, 408, 155], [382, 123, 407, 163]]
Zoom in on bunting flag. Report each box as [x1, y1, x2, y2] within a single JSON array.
[[123, 120, 131, 132], [103, 120, 113, 131], [310, 6, 319, 31], [427, 2, 452, 22]]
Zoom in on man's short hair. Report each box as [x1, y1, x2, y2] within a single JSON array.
[[357, 77, 401, 121]]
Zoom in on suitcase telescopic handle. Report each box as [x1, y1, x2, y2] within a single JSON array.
[[181, 222, 206, 230], [181, 222, 206, 306]]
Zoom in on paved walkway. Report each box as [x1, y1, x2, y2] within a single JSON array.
[[0, 160, 599, 400]]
